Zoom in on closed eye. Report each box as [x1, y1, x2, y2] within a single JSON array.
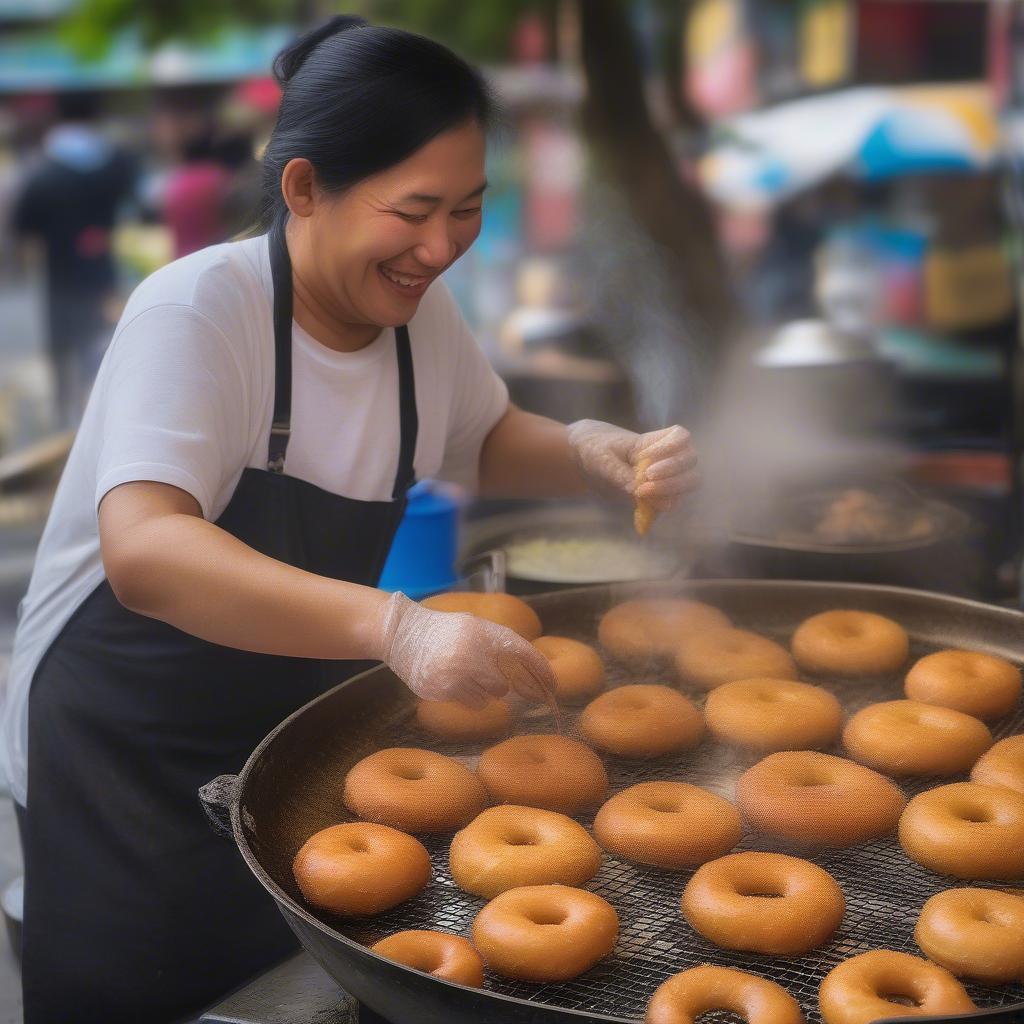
[[395, 211, 429, 224], [452, 207, 482, 219]]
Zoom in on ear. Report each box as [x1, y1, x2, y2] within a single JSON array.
[[280, 158, 317, 218]]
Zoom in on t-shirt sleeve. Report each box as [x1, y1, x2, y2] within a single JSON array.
[[94, 303, 252, 519], [435, 287, 509, 491]]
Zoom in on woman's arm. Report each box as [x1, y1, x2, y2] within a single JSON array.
[[98, 479, 556, 705], [478, 405, 589, 498], [100, 480, 388, 660], [478, 405, 700, 511]]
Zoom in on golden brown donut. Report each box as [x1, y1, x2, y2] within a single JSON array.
[[342, 747, 488, 833], [819, 950, 975, 1024], [597, 599, 731, 661], [646, 966, 804, 1024], [293, 823, 431, 916], [422, 591, 542, 640], [471, 884, 618, 981], [533, 635, 605, 704], [449, 805, 602, 898], [971, 734, 1024, 795], [579, 685, 704, 758], [477, 734, 608, 814], [899, 782, 1024, 879], [792, 609, 909, 676], [681, 851, 844, 955], [843, 700, 992, 777], [675, 628, 797, 691], [905, 649, 1021, 721], [736, 751, 907, 847], [704, 678, 842, 751], [414, 696, 512, 743], [914, 887, 1024, 984], [370, 930, 485, 987], [594, 781, 741, 869]]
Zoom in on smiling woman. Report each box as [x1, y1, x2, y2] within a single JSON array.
[[4, 15, 700, 1024]]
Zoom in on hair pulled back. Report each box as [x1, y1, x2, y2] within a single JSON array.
[[262, 16, 493, 227]]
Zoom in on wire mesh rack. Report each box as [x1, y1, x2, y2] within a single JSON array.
[[320, 626, 1024, 1024]]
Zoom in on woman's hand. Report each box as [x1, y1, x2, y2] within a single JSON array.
[[566, 420, 700, 513], [378, 592, 555, 707]]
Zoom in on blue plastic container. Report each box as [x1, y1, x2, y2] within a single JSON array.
[[378, 480, 461, 598]]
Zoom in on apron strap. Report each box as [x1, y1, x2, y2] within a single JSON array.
[[392, 324, 418, 500], [267, 217, 293, 474], [267, 219, 419, 492]]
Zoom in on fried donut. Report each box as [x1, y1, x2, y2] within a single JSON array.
[[471, 884, 618, 982], [899, 782, 1024, 879], [704, 678, 843, 751], [675, 628, 797, 690], [646, 966, 804, 1024], [792, 610, 909, 676], [415, 696, 512, 742], [819, 950, 975, 1024], [597, 599, 731, 661], [533, 636, 605, 704], [477, 734, 608, 814], [579, 685, 704, 758], [422, 591, 542, 640], [736, 751, 906, 847], [843, 700, 992, 777], [914, 887, 1024, 984], [905, 649, 1021, 721], [971, 734, 1024, 795], [449, 805, 602, 898], [681, 851, 844, 954], [293, 823, 431, 916], [594, 781, 741, 869], [370, 930, 485, 987], [342, 748, 488, 833]]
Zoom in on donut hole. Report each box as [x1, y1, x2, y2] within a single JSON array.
[[347, 839, 369, 853], [956, 803, 993, 824], [526, 907, 568, 926], [645, 799, 681, 814], [525, 752, 546, 765], [394, 767, 426, 781], [734, 883, 784, 899], [503, 831, 538, 847], [877, 990, 922, 1009]]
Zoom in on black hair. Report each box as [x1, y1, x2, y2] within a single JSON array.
[[261, 15, 494, 228]]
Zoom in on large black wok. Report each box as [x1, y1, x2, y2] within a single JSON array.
[[201, 580, 1024, 1024]]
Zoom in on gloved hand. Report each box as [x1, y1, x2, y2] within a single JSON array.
[[377, 592, 556, 708], [566, 420, 699, 513]]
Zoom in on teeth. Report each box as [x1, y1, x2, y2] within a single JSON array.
[[381, 266, 424, 289]]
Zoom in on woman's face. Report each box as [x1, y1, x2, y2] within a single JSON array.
[[307, 119, 486, 329]]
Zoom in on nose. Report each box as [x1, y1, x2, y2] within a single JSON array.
[[413, 219, 457, 270]]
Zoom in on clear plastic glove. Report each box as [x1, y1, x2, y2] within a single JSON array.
[[566, 419, 700, 514], [377, 592, 556, 708]]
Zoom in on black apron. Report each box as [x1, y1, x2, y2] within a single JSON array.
[[18, 221, 418, 1024]]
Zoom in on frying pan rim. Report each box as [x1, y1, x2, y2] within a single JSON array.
[[728, 500, 971, 556], [226, 578, 1024, 1023]]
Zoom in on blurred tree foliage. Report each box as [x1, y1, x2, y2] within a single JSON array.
[[59, 0, 732, 355]]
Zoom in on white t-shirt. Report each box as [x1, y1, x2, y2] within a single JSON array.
[[0, 235, 508, 806]]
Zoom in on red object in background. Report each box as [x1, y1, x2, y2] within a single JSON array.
[[907, 451, 1011, 493], [522, 119, 580, 252], [75, 225, 110, 259], [513, 12, 548, 64], [232, 77, 281, 115], [163, 162, 231, 258]]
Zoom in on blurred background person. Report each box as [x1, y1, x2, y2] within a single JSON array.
[[10, 90, 137, 429]]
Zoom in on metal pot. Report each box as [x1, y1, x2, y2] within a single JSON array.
[[202, 580, 1024, 1024], [460, 504, 688, 595]]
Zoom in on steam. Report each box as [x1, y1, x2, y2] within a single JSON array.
[[572, 183, 907, 549]]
